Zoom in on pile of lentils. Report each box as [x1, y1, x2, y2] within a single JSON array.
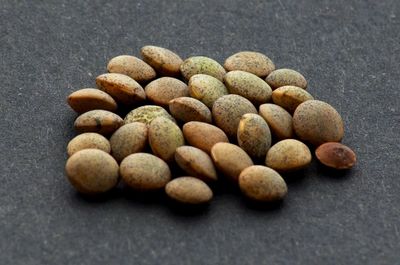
[[66, 46, 356, 205]]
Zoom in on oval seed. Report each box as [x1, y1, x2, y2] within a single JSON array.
[[239, 166, 287, 202], [67, 133, 110, 156], [224, 51, 275, 77], [124, 105, 175, 125], [188, 74, 228, 108], [96, 73, 146, 105], [259, 103, 294, 140], [315, 142, 356, 169], [272, 85, 314, 113], [237, 113, 271, 159], [120, 153, 171, 191], [224, 70, 272, 105], [182, 121, 229, 154], [145, 77, 188, 107], [265, 68, 307, 89], [110, 122, 148, 162], [211, 143, 253, 182], [74, 110, 123, 135], [67, 88, 117, 113], [175, 146, 218, 182], [149, 117, 185, 163], [212, 94, 257, 138], [107, 55, 156, 83], [141, 45, 183, 77], [266, 139, 312, 172], [169, 97, 212, 123], [180, 56, 226, 81], [293, 100, 344, 146], [65, 149, 119, 194], [165, 177, 213, 204]]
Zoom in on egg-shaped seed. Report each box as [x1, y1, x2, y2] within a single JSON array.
[[149, 117, 185, 163], [224, 70, 272, 105], [180, 56, 226, 81], [67, 133, 111, 156], [175, 146, 218, 182], [272, 85, 314, 113], [237, 113, 271, 159], [140, 45, 183, 77], [211, 143, 253, 182], [110, 122, 148, 162], [212, 94, 257, 138], [145, 77, 189, 107], [224, 51, 275, 78], [239, 166, 287, 202], [293, 100, 344, 146], [266, 139, 312, 172], [165, 177, 213, 204], [169, 97, 212, 124], [265, 68, 307, 90], [124, 105, 175, 125], [120, 153, 171, 191], [96, 73, 146, 105], [259, 103, 294, 140], [315, 142, 356, 169], [67, 88, 118, 113], [65, 149, 119, 194], [182, 121, 229, 154], [188, 74, 228, 108], [74, 110, 123, 135], [107, 55, 156, 83]]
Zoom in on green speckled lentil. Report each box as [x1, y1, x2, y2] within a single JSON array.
[[188, 74, 228, 108], [266, 68, 307, 90], [224, 70, 272, 105], [180, 56, 226, 81], [124, 105, 175, 125]]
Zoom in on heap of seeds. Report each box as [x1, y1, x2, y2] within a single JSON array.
[[65, 46, 356, 205]]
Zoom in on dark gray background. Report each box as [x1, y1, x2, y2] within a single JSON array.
[[1, 0, 399, 264]]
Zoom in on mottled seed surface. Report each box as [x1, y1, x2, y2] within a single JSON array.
[[237, 113, 271, 159], [67, 133, 111, 156], [266, 68, 307, 89], [272, 85, 314, 113], [181, 56, 226, 81], [293, 100, 344, 146], [74, 110, 123, 135], [141, 45, 183, 77], [212, 94, 257, 138], [145, 77, 189, 107], [67, 88, 118, 113], [149, 117, 185, 163], [124, 105, 175, 125], [165, 177, 213, 204], [239, 166, 287, 202], [120, 153, 171, 190], [65, 149, 119, 194], [211, 143, 253, 181], [107, 55, 156, 83], [182, 121, 229, 154], [96, 73, 146, 105], [224, 70, 272, 105], [188, 74, 228, 108], [224, 51, 275, 77], [315, 142, 356, 169], [169, 97, 212, 123], [266, 139, 312, 172], [259, 103, 294, 140], [110, 122, 148, 162], [175, 146, 218, 182]]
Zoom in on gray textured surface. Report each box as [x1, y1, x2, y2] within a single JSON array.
[[1, 0, 399, 264]]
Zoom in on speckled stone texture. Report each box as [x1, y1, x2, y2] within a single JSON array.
[[0, 0, 399, 264]]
